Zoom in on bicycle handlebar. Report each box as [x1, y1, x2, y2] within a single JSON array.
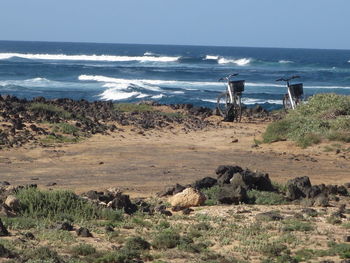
[[219, 73, 239, 81], [276, 75, 300, 82]]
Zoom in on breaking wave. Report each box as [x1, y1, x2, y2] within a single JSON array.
[[218, 57, 251, 66], [0, 52, 180, 63]]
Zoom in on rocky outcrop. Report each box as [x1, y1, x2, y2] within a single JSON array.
[[217, 185, 247, 204]]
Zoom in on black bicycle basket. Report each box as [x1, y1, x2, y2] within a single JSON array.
[[289, 83, 303, 97], [229, 80, 245, 93]]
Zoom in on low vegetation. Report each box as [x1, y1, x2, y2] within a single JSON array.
[[114, 103, 155, 113], [263, 93, 350, 147]]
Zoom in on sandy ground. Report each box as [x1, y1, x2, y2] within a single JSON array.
[[0, 118, 349, 196]]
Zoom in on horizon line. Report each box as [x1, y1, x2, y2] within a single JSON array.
[[0, 39, 349, 52]]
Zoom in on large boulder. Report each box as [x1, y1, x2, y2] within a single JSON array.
[[168, 188, 206, 208], [157, 184, 186, 197], [217, 185, 248, 205], [230, 170, 274, 191], [286, 176, 312, 200]]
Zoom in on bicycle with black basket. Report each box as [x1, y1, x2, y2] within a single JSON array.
[[216, 73, 245, 122], [276, 75, 304, 110]]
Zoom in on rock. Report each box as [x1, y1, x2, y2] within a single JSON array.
[[105, 225, 114, 232], [230, 170, 274, 191], [157, 184, 186, 197], [76, 227, 92, 237], [46, 182, 57, 187], [313, 194, 329, 207], [286, 176, 312, 200], [217, 185, 247, 205], [0, 181, 10, 186], [182, 208, 194, 215], [169, 187, 206, 208], [0, 244, 12, 258], [56, 222, 73, 231], [4, 195, 20, 212], [337, 185, 348, 196], [192, 177, 217, 190], [255, 211, 283, 221], [0, 219, 9, 236], [24, 232, 35, 240], [110, 193, 137, 214], [345, 183, 350, 189], [0, 205, 16, 217], [160, 210, 172, 216], [216, 165, 243, 185]]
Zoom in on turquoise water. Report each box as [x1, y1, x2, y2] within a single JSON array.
[[0, 40, 349, 110]]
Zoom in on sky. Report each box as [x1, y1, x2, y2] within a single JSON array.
[[0, 0, 349, 49]]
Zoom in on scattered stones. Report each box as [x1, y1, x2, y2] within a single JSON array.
[[24, 232, 35, 240], [343, 235, 350, 242], [169, 187, 206, 208], [109, 193, 137, 215], [301, 208, 318, 217], [46, 182, 57, 187], [76, 227, 92, 237]]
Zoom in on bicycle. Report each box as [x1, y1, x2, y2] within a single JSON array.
[[276, 76, 304, 110], [216, 73, 244, 122]]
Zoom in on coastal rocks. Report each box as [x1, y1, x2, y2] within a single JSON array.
[[217, 185, 247, 204], [168, 187, 206, 208]]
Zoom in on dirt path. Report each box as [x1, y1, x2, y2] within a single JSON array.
[[1, 120, 349, 196]]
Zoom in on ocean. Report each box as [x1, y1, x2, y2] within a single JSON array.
[[0, 40, 350, 111]]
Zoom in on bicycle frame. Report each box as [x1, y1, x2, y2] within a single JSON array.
[[286, 80, 296, 110]]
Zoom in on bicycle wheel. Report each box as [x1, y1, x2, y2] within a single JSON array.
[[216, 92, 230, 117], [233, 95, 242, 122]]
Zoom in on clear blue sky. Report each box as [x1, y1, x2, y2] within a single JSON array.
[[1, 0, 349, 49]]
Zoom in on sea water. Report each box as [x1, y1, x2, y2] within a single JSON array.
[[0, 40, 350, 110]]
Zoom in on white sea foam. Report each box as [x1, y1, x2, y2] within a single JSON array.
[[151, 94, 165, 99], [246, 82, 284, 88], [205, 55, 219, 60], [202, 98, 283, 105], [0, 52, 180, 63], [279, 60, 294, 64], [78, 74, 220, 89], [218, 58, 251, 66], [99, 89, 142, 100]]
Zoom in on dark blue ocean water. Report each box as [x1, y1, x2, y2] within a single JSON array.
[[0, 40, 350, 110]]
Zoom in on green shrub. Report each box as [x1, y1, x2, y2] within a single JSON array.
[[23, 246, 62, 263], [40, 134, 80, 144], [282, 219, 314, 232], [16, 187, 122, 222], [124, 236, 150, 251], [114, 103, 154, 113], [29, 103, 72, 119], [53, 123, 79, 134], [95, 249, 140, 263], [152, 229, 181, 249], [71, 243, 96, 256], [202, 185, 220, 205], [262, 93, 350, 147], [247, 190, 286, 205]]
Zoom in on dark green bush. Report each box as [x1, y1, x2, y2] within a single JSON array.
[[152, 229, 181, 249], [124, 236, 150, 251], [71, 243, 96, 256], [16, 187, 123, 222]]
